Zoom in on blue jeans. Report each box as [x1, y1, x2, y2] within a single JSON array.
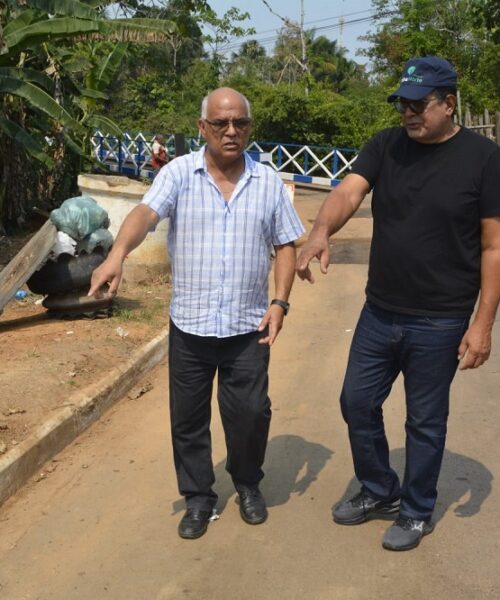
[[340, 302, 469, 521]]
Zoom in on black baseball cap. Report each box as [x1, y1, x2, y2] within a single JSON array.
[[388, 56, 457, 102]]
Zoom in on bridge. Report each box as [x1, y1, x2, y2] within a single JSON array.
[[91, 131, 359, 188]]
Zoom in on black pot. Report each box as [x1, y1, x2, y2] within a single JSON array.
[[27, 249, 107, 295]]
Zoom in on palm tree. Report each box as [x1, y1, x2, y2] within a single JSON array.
[[308, 36, 359, 93]]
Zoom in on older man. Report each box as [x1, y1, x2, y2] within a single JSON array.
[[297, 57, 500, 550], [89, 88, 304, 539]]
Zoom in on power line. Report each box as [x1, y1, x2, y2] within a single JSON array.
[[223, 12, 395, 53], [255, 8, 376, 35]]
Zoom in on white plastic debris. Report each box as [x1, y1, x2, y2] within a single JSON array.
[[51, 231, 77, 258], [209, 509, 220, 522]]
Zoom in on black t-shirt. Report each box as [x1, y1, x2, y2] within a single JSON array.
[[351, 126, 500, 316]]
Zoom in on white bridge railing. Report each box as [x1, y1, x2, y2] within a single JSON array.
[[246, 141, 358, 187], [91, 132, 358, 187]]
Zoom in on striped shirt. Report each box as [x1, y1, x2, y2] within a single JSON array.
[[142, 147, 305, 337]]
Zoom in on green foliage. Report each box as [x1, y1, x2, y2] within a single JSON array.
[[1, 0, 497, 231], [216, 78, 393, 150], [226, 40, 272, 83], [201, 6, 255, 84], [0, 0, 178, 229], [361, 0, 500, 111], [308, 36, 359, 93]]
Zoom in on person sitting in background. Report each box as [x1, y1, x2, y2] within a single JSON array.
[[151, 134, 169, 176]]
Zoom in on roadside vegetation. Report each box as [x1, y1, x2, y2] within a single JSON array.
[[0, 0, 498, 231]]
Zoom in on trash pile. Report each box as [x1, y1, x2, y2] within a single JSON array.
[[26, 195, 114, 316]]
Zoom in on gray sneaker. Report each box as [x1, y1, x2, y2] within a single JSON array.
[[333, 491, 400, 525], [382, 516, 435, 551]]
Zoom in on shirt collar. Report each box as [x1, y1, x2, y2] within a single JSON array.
[[194, 146, 260, 178]]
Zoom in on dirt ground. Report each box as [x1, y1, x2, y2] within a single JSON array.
[[0, 187, 327, 455], [1, 255, 499, 600], [1, 189, 500, 599], [0, 267, 170, 452]]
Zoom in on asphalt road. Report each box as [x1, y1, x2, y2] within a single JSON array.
[[1, 189, 499, 600]]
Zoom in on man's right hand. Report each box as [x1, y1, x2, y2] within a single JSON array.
[[87, 204, 160, 299], [296, 236, 330, 283], [88, 255, 124, 299]]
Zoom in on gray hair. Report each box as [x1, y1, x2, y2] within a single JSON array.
[[201, 91, 251, 119]]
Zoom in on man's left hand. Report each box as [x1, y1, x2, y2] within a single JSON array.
[[458, 322, 492, 370], [257, 304, 286, 346]]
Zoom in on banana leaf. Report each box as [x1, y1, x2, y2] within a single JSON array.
[[0, 115, 54, 166], [86, 114, 123, 138], [27, 0, 99, 20], [0, 66, 55, 93], [95, 42, 128, 93], [0, 76, 85, 133], [5, 17, 100, 52]]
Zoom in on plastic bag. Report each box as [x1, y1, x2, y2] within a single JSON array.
[[50, 195, 110, 240], [76, 228, 114, 254], [51, 231, 77, 258]]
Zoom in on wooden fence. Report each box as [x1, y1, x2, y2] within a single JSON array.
[[459, 108, 500, 145]]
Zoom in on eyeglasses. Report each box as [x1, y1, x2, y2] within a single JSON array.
[[204, 118, 252, 132], [393, 97, 439, 114]]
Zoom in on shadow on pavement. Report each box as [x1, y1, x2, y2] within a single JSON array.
[[332, 447, 492, 523], [261, 435, 333, 507], [170, 434, 333, 515], [328, 238, 371, 265]]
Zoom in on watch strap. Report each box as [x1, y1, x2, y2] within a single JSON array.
[[271, 298, 290, 315]]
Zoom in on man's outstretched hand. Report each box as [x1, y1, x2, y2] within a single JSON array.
[[296, 236, 330, 283], [88, 255, 124, 299]]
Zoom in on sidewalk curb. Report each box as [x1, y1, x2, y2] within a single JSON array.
[[0, 328, 169, 506]]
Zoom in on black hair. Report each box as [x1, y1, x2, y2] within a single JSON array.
[[432, 87, 458, 116], [433, 87, 457, 101]]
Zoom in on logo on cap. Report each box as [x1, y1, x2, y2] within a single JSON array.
[[407, 66, 416, 75]]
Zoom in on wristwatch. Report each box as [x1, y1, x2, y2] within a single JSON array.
[[271, 298, 290, 315]]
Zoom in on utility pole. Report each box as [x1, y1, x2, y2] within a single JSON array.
[[339, 0, 345, 49], [300, 0, 308, 72], [261, 0, 309, 94]]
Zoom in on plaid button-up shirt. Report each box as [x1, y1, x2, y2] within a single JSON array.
[[142, 147, 304, 337]]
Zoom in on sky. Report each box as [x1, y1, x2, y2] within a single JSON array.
[[204, 0, 376, 65]]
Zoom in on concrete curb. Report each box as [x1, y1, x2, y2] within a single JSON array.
[[0, 328, 169, 506]]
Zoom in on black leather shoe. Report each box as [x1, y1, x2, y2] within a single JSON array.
[[238, 487, 268, 525], [178, 509, 212, 539]]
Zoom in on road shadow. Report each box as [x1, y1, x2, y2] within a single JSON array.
[[333, 447, 492, 523], [171, 434, 333, 515], [0, 311, 51, 332], [328, 238, 371, 265], [0, 297, 145, 332]]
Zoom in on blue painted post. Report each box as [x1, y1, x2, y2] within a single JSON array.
[[277, 145, 283, 170], [98, 136, 105, 162], [304, 151, 309, 176], [332, 150, 339, 179], [136, 139, 144, 176], [118, 137, 123, 174]]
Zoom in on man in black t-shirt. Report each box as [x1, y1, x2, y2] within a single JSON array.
[[297, 56, 500, 551]]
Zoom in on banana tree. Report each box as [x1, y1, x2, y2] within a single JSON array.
[[0, 0, 177, 230]]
